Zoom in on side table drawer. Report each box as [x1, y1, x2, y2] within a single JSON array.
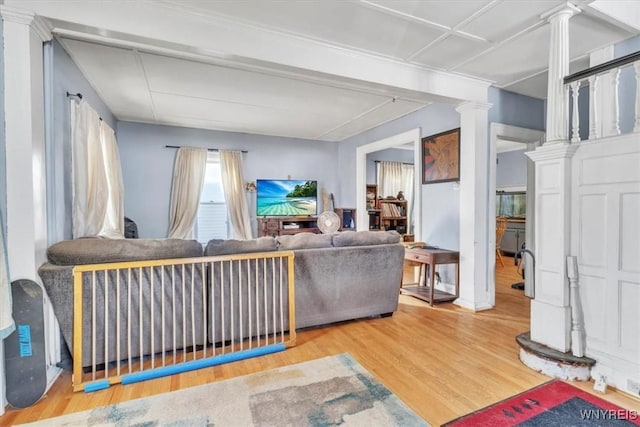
[[406, 251, 431, 264]]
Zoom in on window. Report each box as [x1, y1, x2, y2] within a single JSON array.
[[195, 152, 229, 243]]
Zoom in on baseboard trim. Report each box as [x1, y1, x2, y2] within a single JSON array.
[[453, 298, 494, 312]]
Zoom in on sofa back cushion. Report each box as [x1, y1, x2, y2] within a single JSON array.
[[276, 232, 333, 250], [204, 236, 278, 256], [47, 238, 204, 266], [332, 230, 402, 247]]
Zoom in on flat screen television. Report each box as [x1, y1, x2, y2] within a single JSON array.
[[256, 179, 317, 216]]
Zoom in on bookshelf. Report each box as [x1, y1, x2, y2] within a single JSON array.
[[376, 199, 407, 234]]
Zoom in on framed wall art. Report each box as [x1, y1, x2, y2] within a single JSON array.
[[422, 128, 460, 184]]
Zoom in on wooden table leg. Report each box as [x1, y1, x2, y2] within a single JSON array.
[[455, 262, 460, 299], [429, 262, 435, 306]]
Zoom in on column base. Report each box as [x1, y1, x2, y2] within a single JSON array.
[[517, 332, 595, 381], [531, 299, 571, 352], [454, 297, 493, 312]]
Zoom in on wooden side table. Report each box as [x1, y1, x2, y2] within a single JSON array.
[[402, 246, 460, 306]]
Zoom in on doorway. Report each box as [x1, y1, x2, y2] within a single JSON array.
[[489, 123, 545, 301], [356, 129, 421, 240]]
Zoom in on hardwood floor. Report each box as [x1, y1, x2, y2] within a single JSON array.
[[2, 256, 639, 426]]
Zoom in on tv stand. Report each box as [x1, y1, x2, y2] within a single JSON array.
[[258, 217, 319, 237]]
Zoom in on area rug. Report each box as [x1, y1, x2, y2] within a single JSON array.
[[444, 380, 640, 426], [20, 353, 429, 426]]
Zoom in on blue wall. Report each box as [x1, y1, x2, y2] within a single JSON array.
[[117, 122, 339, 238], [614, 34, 640, 57], [488, 87, 546, 131], [338, 103, 460, 250], [489, 88, 545, 205], [616, 35, 640, 134], [338, 89, 545, 249], [49, 39, 116, 242], [497, 149, 528, 189]]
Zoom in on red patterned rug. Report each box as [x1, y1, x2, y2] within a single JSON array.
[[444, 380, 640, 426]]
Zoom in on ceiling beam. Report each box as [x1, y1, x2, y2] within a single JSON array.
[[9, 0, 491, 104]]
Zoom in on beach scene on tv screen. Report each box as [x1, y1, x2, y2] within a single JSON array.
[[257, 180, 317, 216]]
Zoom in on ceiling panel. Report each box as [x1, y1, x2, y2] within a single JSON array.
[[502, 72, 549, 99], [412, 34, 491, 70], [569, 13, 633, 57], [319, 98, 425, 141], [504, 57, 591, 99], [153, 114, 313, 140], [151, 92, 350, 139], [460, 0, 565, 42], [454, 25, 552, 84], [140, 53, 392, 119], [60, 38, 155, 119], [170, 0, 446, 59], [366, 0, 493, 29]]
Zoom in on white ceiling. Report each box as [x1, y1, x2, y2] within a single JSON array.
[[19, 0, 640, 141]]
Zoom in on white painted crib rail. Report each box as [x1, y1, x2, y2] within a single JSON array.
[[71, 252, 295, 392]]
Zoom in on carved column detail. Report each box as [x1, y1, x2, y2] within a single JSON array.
[[543, 3, 580, 144]]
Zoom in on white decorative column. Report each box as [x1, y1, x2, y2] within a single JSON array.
[[526, 3, 579, 352], [1, 6, 51, 281], [455, 101, 493, 311], [0, 6, 58, 412], [543, 3, 580, 144], [526, 145, 578, 352]]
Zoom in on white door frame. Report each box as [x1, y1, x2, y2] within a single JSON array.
[[356, 128, 421, 240], [489, 123, 545, 303]]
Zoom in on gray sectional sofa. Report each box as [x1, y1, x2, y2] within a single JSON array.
[[204, 230, 405, 329], [39, 238, 206, 367], [38, 230, 405, 367]]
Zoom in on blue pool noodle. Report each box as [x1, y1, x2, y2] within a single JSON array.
[[121, 343, 286, 385], [83, 343, 286, 392], [84, 380, 110, 393]]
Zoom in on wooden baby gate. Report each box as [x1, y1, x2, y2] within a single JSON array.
[[71, 251, 296, 392]]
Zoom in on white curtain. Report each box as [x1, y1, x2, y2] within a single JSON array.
[[72, 100, 125, 239], [98, 124, 125, 238], [71, 100, 107, 238], [377, 161, 404, 199], [401, 163, 415, 233], [220, 150, 252, 240], [167, 147, 208, 239], [377, 161, 415, 233]]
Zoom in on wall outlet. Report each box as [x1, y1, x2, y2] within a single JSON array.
[[594, 374, 607, 393], [628, 379, 640, 396]]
